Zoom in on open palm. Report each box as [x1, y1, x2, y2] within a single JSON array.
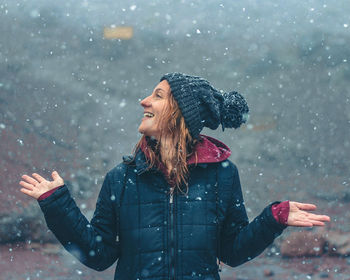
[[287, 201, 330, 227], [19, 171, 64, 200]]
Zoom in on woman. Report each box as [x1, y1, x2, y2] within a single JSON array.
[[19, 72, 330, 280]]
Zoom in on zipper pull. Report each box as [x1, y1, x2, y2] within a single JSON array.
[[169, 187, 174, 204]]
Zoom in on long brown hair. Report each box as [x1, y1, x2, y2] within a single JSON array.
[[133, 92, 198, 194]]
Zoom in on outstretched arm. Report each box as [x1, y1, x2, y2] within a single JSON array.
[[218, 164, 330, 268], [19, 171, 120, 271], [219, 164, 285, 268]]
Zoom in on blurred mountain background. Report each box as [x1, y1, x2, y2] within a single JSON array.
[[0, 0, 349, 278]]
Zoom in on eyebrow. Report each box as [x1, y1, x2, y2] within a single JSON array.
[[155, 88, 165, 93], [154, 88, 169, 96]]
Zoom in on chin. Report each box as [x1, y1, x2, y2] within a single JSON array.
[[138, 125, 159, 139], [139, 130, 158, 139], [138, 128, 149, 137], [138, 124, 146, 134]]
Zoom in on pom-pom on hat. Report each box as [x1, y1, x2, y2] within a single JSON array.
[[160, 72, 249, 139]]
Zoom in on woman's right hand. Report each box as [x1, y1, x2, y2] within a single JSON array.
[[19, 171, 64, 200]]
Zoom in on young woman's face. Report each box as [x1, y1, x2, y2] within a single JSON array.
[[138, 80, 171, 139]]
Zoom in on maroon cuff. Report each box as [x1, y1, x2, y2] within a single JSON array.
[[37, 186, 63, 201], [271, 200, 290, 225]]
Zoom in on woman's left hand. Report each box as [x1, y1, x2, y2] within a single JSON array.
[[287, 201, 331, 227]]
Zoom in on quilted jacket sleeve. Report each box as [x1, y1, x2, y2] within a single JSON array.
[[219, 163, 287, 267], [38, 171, 120, 271]]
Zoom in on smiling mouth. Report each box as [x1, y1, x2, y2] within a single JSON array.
[[143, 112, 154, 118]]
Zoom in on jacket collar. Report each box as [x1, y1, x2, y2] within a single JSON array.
[[187, 134, 231, 166], [123, 134, 231, 175], [123, 152, 151, 175]]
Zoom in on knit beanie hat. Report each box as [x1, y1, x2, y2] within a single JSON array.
[[160, 72, 249, 140]]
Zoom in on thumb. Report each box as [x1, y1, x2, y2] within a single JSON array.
[[51, 171, 61, 181], [293, 201, 317, 211]]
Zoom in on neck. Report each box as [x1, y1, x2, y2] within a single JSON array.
[[159, 134, 177, 172]]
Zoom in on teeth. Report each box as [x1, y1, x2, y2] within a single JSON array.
[[144, 112, 154, 118]]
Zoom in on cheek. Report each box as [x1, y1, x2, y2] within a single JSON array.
[[154, 115, 166, 129], [141, 117, 157, 129]]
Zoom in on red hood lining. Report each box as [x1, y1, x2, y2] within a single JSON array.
[[187, 134, 231, 165], [140, 134, 231, 166]]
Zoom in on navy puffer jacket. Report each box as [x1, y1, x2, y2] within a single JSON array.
[[38, 136, 286, 280]]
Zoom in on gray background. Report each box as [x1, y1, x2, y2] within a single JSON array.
[[0, 0, 349, 279]]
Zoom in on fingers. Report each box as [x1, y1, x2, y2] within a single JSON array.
[[315, 215, 330, 222], [289, 220, 314, 227], [20, 187, 33, 196], [19, 180, 34, 190], [322, 215, 331, 222], [289, 218, 325, 227], [32, 173, 46, 183], [288, 212, 331, 227], [21, 174, 39, 186], [309, 220, 326, 226], [304, 212, 331, 222], [20, 187, 39, 199]]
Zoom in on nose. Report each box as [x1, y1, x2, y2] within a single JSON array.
[[140, 95, 151, 107]]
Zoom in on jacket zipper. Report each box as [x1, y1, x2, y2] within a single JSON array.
[[169, 187, 175, 280]]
